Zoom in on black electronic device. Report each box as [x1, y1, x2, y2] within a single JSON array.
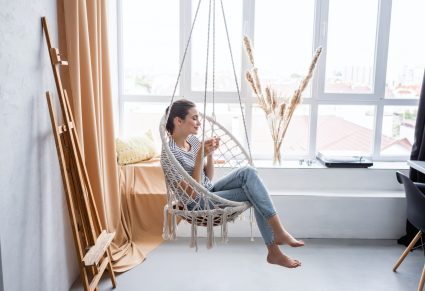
[[316, 152, 373, 168]]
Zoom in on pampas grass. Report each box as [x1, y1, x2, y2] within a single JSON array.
[[243, 35, 322, 164]]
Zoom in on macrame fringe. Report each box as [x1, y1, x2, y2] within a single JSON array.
[[162, 206, 170, 240], [207, 215, 214, 249], [249, 207, 254, 242], [221, 212, 228, 243], [190, 220, 198, 251], [171, 211, 177, 240], [162, 206, 177, 240]]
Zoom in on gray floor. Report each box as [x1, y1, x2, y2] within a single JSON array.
[[71, 238, 424, 291]]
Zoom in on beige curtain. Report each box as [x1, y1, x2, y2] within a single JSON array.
[[58, 0, 161, 272]]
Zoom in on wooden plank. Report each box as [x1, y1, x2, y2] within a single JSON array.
[[106, 248, 117, 288], [41, 17, 67, 111], [89, 257, 109, 291], [49, 47, 69, 65], [64, 90, 104, 235], [46, 91, 91, 289], [83, 231, 115, 266], [57, 123, 74, 134], [60, 90, 99, 248]]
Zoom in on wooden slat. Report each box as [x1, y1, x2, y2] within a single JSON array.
[[83, 231, 116, 266], [50, 47, 69, 65], [89, 257, 109, 291], [46, 91, 91, 289], [106, 248, 117, 288], [63, 90, 104, 236]]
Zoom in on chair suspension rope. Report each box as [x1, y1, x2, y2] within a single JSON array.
[[219, 0, 252, 162], [160, 0, 255, 249], [199, 0, 213, 188], [165, 0, 202, 124], [212, 0, 216, 135]]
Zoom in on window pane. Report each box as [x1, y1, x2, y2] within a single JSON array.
[[385, 0, 425, 99], [317, 105, 375, 155], [122, 102, 168, 144], [122, 101, 246, 152], [380, 106, 417, 155], [122, 1, 179, 95], [191, 0, 242, 92], [254, 0, 315, 98], [325, 0, 378, 94], [251, 105, 310, 157], [194, 103, 245, 144]]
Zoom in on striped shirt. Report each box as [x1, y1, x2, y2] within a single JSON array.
[[161, 135, 214, 190]]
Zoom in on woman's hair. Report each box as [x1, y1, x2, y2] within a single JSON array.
[[165, 99, 196, 134]]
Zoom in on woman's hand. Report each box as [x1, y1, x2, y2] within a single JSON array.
[[198, 137, 220, 157], [194, 136, 219, 181]]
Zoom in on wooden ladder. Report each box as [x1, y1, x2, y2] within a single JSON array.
[[41, 17, 117, 291]]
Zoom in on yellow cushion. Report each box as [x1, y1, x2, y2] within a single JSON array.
[[116, 130, 158, 165]]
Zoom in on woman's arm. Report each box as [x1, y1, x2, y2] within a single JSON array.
[[205, 154, 214, 180], [192, 150, 204, 183], [192, 137, 218, 182]]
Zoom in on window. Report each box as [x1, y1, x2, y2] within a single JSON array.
[[380, 106, 417, 156], [121, 0, 179, 95], [325, 0, 378, 94], [385, 0, 425, 99], [317, 105, 375, 154], [191, 0, 243, 92], [254, 0, 315, 97], [122, 102, 167, 143], [117, 0, 421, 162], [251, 105, 310, 157]]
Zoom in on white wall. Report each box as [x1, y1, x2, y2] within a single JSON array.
[[0, 1, 78, 290], [0, 241, 3, 291], [176, 166, 408, 240]]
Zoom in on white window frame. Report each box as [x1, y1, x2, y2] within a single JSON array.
[[116, 0, 419, 162]]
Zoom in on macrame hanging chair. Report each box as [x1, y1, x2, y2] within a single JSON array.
[[160, 0, 254, 250]]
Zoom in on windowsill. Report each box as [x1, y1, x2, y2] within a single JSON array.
[[250, 159, 409, 170]]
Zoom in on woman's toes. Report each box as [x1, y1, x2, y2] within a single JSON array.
[[290, 240, 305, 247]]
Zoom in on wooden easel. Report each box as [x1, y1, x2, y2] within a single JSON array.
[[41, 17, 117, 291]]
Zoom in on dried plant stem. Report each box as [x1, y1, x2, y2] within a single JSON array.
[[243, 35, 255, 66], [243, 35, 322, 164]]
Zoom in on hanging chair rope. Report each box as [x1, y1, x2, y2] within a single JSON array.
[[219, 0, 252, 159], [199, 0, 213, 185], [160, 113, 252, 250], [211, 0, 216, 135], [165, 0, 202, 122], [160, 0, 255, 249]]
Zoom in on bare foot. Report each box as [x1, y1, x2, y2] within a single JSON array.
[[267, 215, 304, 247], [275, 231, 305, 247], [267, 253, 302, 268]]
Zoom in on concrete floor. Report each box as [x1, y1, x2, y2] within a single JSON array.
[[71, 238, 424, 291]]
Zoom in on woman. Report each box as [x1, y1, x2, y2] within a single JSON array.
[[162, 99, 304, 268]]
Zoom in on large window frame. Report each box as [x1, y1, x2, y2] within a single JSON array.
[[117, 0, 419, 162]]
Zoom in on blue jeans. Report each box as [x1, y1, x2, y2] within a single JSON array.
[[212, 165, 277, 245]]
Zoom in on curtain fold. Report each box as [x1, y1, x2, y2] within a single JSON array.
[[409, 70, 425, 182], [398, 69, 425, 246], [59, 0, 156, 272]]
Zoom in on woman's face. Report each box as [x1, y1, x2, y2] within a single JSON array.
[[177, 107, 201, 135]]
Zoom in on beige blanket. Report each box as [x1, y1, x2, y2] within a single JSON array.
[[113, 158, 168, 272]]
